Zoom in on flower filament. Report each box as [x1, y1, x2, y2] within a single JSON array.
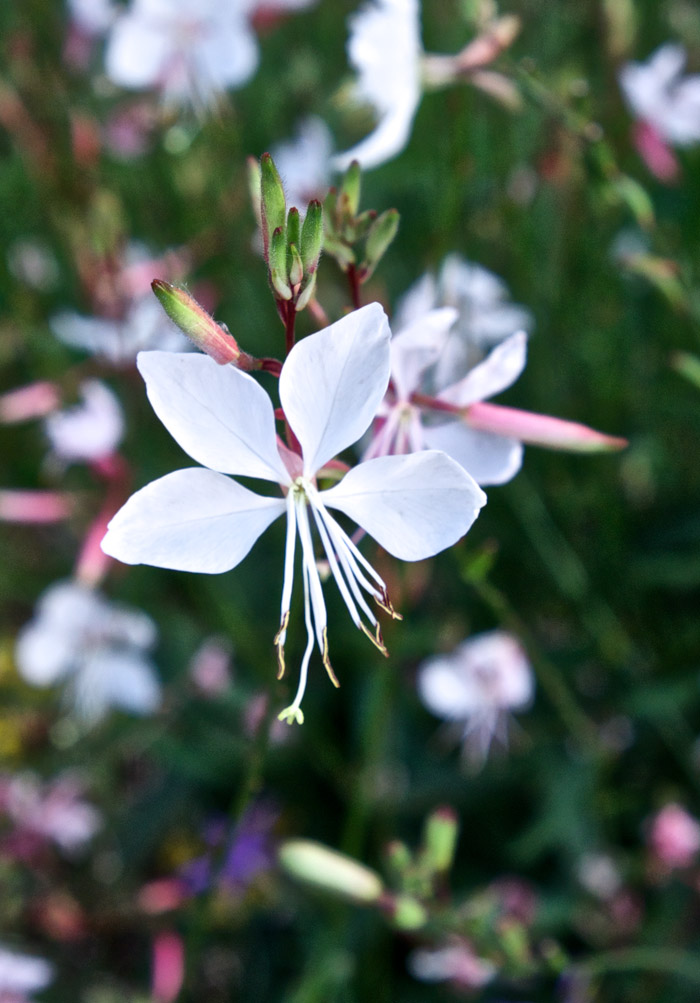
[[276, 477, 400, 725]]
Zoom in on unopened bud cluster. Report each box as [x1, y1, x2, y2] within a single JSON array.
[[255, 153, 324, 312], [323, 161, 399, 284]]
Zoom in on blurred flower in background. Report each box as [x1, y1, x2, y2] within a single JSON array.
[[619, 44, 700, 181], [0, 772, 101, 856], [44, 380, 124, 465], [417, 630, 534, 764], [0, 946, 53, 1003], [15, 581, 161, 724], [333, 0, 422, 170], [647, 803, 700, 871]]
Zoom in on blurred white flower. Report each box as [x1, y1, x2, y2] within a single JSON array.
[[395, 255, 533, 380], [67, 0, 116, 35], [408, 939, 495, 989], [15, 581, 161, 724], [105, 0, 260, 108], [333, 0, 423, 170], [0, 946, 53, 1001], [271, 117, 333, 213], [1, 772, 101, 852], [620, 44, 700, 147], [45, 380, 124, 463], [51, 294, 188, 365], [417, 630, 533, 763]]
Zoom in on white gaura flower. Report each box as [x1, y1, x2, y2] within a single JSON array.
[[619, 44, 700, 148], [105, 0, 260, 109], [15, 581, 161, 725], [417, 630, 533, 764], [332, 0, 423, 171], [101, 303, 486, 724], [45, 380, 124, 463], [365, 321, 529, 486], [51, 295, 188, 366], [0, 946, 53, 1001]]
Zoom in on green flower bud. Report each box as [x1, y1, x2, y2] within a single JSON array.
[[389, 895, 428, 931], [269, 226, 292, 299], [279, 840, 384, 904], [361, 208, 399, 281], [421, 806, 459, 874], [324, 234, 356, 271], [247, 156, 262, 233], [286, 206, 301, 251], [339, 160, 361, 217], [300, 199, 324, 274], [288, 243, 304, 288], [260, 153, 287, 255]]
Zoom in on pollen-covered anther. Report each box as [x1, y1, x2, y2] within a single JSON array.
[[321, 628, 340, 688], [360, 621, 389, 657], [274, 610, 290, 679], [375, 588, 402, 621]]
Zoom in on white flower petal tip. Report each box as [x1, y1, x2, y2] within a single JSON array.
[[101, 468, 285, 573]]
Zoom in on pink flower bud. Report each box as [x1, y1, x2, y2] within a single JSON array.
[[466, 401, 628, 452]]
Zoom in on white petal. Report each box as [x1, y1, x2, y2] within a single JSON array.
[[137, 352, 288, 482], [0, 948, 53, 994], [194, 18, 259, 91], [390, 307, 457, 400], [417, 659, 480, 719], [91, 651, 161, 715], [15, 620, 77, 686], [439, 331, 527, 407], [332, 103, 417, 171], [423, 422, 523, 485], [45, 380, 124, 462], [102, 468, 285, 572], [50, 312, 121, 360], [279, 303, 391, 475], [106, 15, 172, 89], [322, 451, 486, 561]]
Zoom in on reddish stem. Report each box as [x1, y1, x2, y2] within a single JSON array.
[[346, 264, 362, 310]]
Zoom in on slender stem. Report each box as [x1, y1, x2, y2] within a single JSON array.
[[576, 946, 700, 985], [283, 299, 297, 355], [346, 264, 362, 310]]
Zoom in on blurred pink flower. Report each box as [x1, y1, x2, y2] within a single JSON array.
[[648, 803, 700, 869], [408, 938, 495, 990], [0, 772, 101, 854]]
